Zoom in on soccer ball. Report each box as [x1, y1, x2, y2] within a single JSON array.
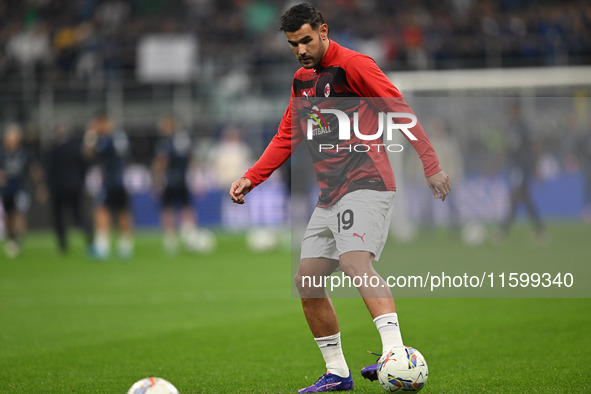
[[461, 221, 487, 246], [246, 228, 279, 252], [377, 346, 428, 392], [127, 377, 179, 394], [184, 228, 217, 253]]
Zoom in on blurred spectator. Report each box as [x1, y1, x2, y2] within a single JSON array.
[[53, 22, 78, 74], [44, 124, 93, 254], [75, 22, 103, 80], [6, 22, 51, 70], [0, 0, 589, 88], [96, 0, 130, 34], [402, 18, 429, 70], [83, 112, 133, 259], [152, 114, 199, 254], [244, 1, 277, 35]]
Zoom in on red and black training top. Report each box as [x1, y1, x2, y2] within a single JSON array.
[[243, 40, 441, 207]]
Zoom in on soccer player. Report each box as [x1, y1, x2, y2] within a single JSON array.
[[574, 125, 591, 223], [152, 114, 198, 253], [45, 124, 93, 254], [229, 4, 450, 393], [83, 112, 133, 259], [496, 104, 545, 243], [0, 124, 40, 258]]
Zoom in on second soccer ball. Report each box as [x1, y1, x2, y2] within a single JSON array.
[[127, 377, 179, 394]]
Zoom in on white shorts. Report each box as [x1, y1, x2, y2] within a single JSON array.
[[301, 190, 395, 262]]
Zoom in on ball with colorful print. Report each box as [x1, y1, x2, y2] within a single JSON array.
[[127, 377, 179, 394], [377, 346, 428, 392]]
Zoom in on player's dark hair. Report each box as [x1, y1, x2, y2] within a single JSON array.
[[279, 3, 326, 32]]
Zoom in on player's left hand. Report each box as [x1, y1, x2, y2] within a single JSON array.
[[229, 177, 252, 204], [426, 170, 450, 202]]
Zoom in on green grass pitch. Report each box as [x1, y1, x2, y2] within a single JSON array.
[[0, 225, 589, 393]]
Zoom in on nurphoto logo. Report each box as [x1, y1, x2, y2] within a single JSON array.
[[305, 106, 418, 153]]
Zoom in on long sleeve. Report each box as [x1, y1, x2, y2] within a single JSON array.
[[243, 96, 304, 188], [345, 55, 442, 177]]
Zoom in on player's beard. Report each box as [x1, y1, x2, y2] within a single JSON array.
[[299, 33, 325, 69]]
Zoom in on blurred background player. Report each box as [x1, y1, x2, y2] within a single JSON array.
[[419, 120, 464, 233], [0, 124, 42, 258], [152, 114, 198, 254], [573, 124, 591, 224], [496, 104, 546, 243], [209, 125, 254, 230], [44, 123, 93, 254], [83, 112, 133, 259]]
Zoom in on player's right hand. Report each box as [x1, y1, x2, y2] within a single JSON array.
[[229, 177, 252, 204]]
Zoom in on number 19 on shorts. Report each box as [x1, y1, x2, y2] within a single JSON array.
[[337, 209, 354, 233]]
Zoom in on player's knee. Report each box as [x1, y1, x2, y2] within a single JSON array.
[[340, 264, 362, 279], [339, 256, 373, 278], [294, 271, 325, 297], [294, 271, 310, 293]]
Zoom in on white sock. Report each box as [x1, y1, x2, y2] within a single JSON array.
[[118, 234, 134, 257], [180, 222, 197, 243], [94, 231, 110, 257], [163, 232, 178, 254], [314, 333, 349, 378], [374, 313, 404, 354]]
